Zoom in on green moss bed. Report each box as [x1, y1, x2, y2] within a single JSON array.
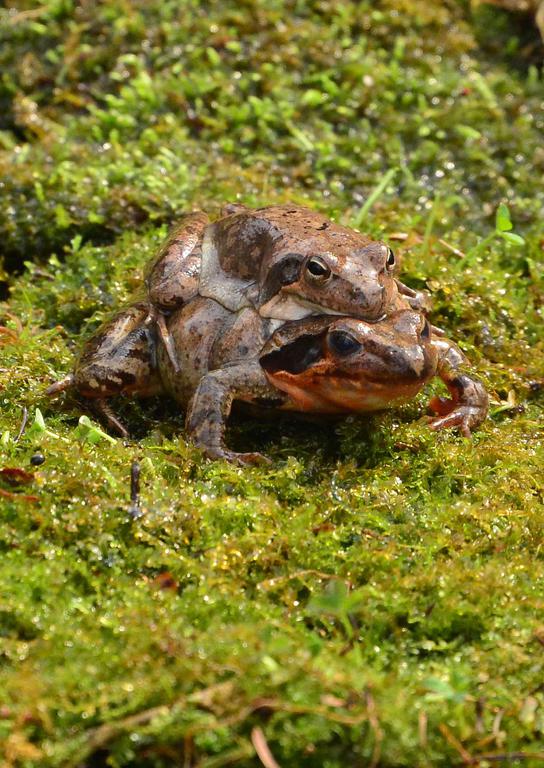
[[1, 1, 544, 765]]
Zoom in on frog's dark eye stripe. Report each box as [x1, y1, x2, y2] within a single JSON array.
[[386, 247, 395, 269], [259, 254, 303, 303], [328, 330, 362, 356], [260, 333, 325, 374], [306, 256, 332, 281], [420, 319, 431, 340]]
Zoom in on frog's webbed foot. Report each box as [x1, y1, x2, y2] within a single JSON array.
[[428, 391, 487, 438], [428, 337, 489, 437], [47, 304, 162, 437], [186, 363, 281, 465], [396, 280, 433, 314], [202, 446, 271, 466], [46, 373, 129, 438]]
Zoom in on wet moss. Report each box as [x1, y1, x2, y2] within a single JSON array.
[[1, 1, 544, 766]]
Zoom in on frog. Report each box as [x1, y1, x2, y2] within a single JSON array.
[[143, 203, 431, 368], [47, 203, 431, 423], [47, 295, 488, 464]]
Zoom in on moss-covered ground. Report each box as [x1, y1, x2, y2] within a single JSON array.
[[1, 1, 544, 765]]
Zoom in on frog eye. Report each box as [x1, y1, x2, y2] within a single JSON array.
[[306, 256, 332, 282], [328, 330, 362, 356], [420, 318, 431, 340], [385, 247, 396, 270]]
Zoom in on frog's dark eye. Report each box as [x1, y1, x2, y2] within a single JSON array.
[[386, 247, 396, 270], [306, 256, 332, 282], [328, 330, 362, 356], [420, 319, 431, 340]]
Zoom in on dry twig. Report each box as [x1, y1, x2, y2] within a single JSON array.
[[439, 723, 473, 764], [251, 726, 281, 768]]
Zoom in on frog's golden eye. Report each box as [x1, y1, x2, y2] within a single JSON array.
[[386, 247, 396, 270], [328, 330, 362, 356], [306, 256, 332, 282]]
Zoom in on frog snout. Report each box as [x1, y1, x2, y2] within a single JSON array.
[[342, 281, 384, 316], [343, 334, 429, 382]]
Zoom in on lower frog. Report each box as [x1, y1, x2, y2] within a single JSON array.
[[47, 299, 488, 464]]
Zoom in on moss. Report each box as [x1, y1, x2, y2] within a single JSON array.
[[1, 0, 544, 765]]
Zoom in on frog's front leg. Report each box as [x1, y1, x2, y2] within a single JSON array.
[[395, 280, 433, 314], [428, 338, 488, 437], [185, 362, 285, 465]]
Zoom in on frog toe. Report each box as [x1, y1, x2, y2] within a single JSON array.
[[94, 399, 129, 438], [428, 406, 485, 437], [202, 445, 271, 466], [46, 374, 74, 396]]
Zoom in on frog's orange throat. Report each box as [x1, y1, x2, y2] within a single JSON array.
[[264, 364, 430, 414]]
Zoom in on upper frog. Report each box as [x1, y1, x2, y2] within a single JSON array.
[[197, 204, 401, 320], [145, 204, 428, 324]]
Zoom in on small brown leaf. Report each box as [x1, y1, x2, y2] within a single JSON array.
[[0, 467, 35, 485], [150, 572, 178, 591]]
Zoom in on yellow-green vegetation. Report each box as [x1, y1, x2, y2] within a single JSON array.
[[1, 1, 544, 765]]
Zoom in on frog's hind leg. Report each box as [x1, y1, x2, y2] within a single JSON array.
[[145, 211, 209, 374], [45, 374, 75, 396], [145, 211, 209, 310], [47, 304, 163, 437]]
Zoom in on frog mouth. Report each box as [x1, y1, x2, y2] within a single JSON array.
[[263, 366, 427, 413], [258, 293, 346, 321]]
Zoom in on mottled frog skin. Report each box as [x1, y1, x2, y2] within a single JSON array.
[[143, 204, 430, 369], [47, 202, 429, 406], [156, 305, 487, 464], [48, 298, 488, 464], [46, 204, 488, 463], [146, 203, 429, 319]]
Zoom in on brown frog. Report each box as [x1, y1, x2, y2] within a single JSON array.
[[48, 296, 488, 464], [48, 203, 430, 429], [144, 203, 430, 367], [146, 203, 429, 321]]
